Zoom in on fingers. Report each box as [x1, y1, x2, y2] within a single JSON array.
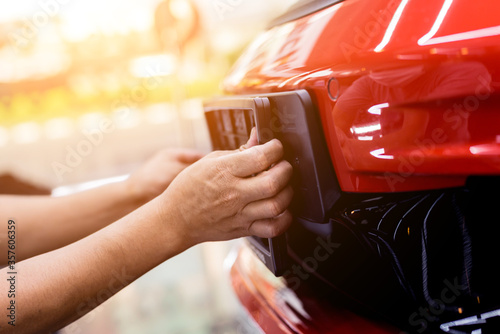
[[223, 138, 285, 177], [237, 159, 293, 202], [247, 210, 293, 238], [241, 185, 293, 220], [172, 149, 205, 163], [241, 185, 293, 238]]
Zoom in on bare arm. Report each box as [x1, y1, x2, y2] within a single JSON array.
[[0, 138, 293, 334], [0, 182, 141, 263], [0, 149, 203, 263]]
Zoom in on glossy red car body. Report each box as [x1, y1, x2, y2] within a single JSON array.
[[223, 0, 500, 193], [230, 245, 402, 333], [211, 0, 500, 332]]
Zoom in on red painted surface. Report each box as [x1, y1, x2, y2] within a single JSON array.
[[230, 244, 401, 333], [223, 0, 500, 192], [226, 1, 500, 331]]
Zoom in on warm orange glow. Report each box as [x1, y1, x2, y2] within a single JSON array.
[[0, 0, 231, 127]]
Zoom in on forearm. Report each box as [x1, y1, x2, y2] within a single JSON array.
[[0, 137, 294, 333], [0, 197, 187, 334], [0, 181, 147, 264]]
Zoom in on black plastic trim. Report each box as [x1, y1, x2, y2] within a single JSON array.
[[204, 90, 341, 276]]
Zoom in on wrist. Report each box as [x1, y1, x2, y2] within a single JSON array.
[[122, 177, 152, 207], [152, 191, 197, 252], [101, 180, 149, 217]]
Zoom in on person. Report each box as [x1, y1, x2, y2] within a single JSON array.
[[0, 129, 294, 333]]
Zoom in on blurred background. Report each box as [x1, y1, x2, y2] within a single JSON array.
[[0, 0, 296, 333]]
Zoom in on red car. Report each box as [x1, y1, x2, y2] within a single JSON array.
[[204, 0, 500, 333]]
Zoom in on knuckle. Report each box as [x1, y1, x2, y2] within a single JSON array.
[[267, 222, 281, 238], [270, 138, 283, 151], [268, 198, 283, 217], [266, 176, 280, 196], [220, 188, 239, 207], [210, 161, 242, 208], [276, 160, 293, 180], [211, 160, 229, 180], [253, 147, 270, 171]]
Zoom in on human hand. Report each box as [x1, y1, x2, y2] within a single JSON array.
[[156, 130, 294, 247], [126, 148, 205, 203]]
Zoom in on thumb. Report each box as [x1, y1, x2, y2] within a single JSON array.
[[207, 127, 259, 159], [239, 127, 258, 151]]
